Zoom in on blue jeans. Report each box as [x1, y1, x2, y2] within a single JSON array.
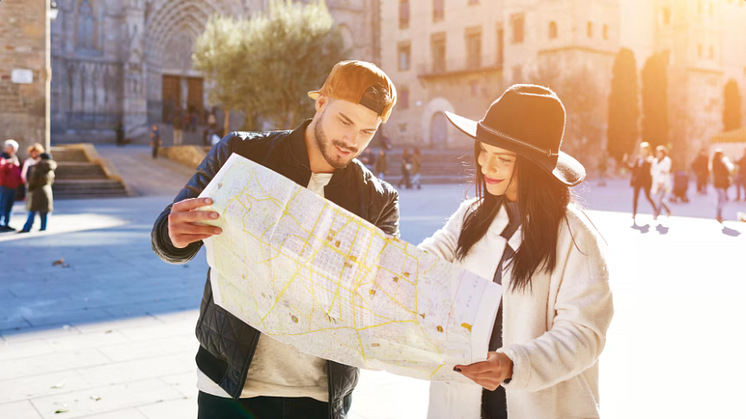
[[716, 188, 727, 218], [0, 186, 16, 226], [22, 211, 48, 232]]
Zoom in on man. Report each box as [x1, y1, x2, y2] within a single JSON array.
[[359, 148, 376, 171], [150, 125, 162, 159], [151, 60, 399, 419], [0, 139, 22, 231], [735, 147, 746, 201], [692, 148, 709, 195]]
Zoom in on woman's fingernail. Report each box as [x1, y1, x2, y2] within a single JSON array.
[[453, 367, 461, 373], [205, 198, 213, 204], [214, 228, 222, 234], [211, 213, 219, 219]]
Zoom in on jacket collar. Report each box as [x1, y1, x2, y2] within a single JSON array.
[[488, 202, 523, 250], [286, 119, 351, 187]]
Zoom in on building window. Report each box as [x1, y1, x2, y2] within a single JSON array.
[[548, 21, 558, 39], [468, 0, 479, 4], [398, 123, 408, 134], [698, 44, 703, 58], [511, 14, 524, 44], [662, 7, 671, 25], [709, 1, 714, 16], [698, 0, 703, 14], [398, 43, 411, 71], [399, 0, 410, 29], [603, 24, 609, 40], [709, 45, 714, 59], [77, 0, 97, 50], [466, 29, 482, 69], [433, 0, 444, 22], [497, 27, 504, 67], [587, 22, 593, 38], [431, 33, 446, 73], [400, 88, 410, 109]]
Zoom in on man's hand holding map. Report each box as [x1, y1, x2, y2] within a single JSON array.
[[198, 154, 500, 383]]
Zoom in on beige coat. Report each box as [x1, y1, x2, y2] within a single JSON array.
[[419, 199, 613, 419]]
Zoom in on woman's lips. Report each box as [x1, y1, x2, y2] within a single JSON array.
[[484, 176, 504, 185]]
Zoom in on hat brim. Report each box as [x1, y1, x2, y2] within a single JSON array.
[[444, 111, 586, 187]]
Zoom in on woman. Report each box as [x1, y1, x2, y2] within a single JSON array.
[[20, 152, 56, 233], [623, 142, 656, 221], [651, 145, 672, 219], [21, 143, 43, 184], [411, 148, 422, 190], [712, 149, 733, 223], [421, 85, 613, 419]]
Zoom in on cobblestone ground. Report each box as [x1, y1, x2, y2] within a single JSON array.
[[0, 147, 744, 419]]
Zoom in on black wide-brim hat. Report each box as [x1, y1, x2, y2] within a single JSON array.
[[445, 84, 585, 186]]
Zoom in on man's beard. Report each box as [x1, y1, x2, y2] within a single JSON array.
[[314, 119, 360, 169]]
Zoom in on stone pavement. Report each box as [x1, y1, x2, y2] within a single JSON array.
[[0, 150, 744, 419]]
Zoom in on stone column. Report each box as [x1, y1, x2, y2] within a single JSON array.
[[121, 0, 148, 140]]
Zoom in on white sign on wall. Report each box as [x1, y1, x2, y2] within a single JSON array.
[[11, 69, 33, 84]]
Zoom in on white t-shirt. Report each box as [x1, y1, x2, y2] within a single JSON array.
[[197, 172, 334, 402]]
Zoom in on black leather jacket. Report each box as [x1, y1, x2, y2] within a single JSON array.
[[151, 121, 400, 419]]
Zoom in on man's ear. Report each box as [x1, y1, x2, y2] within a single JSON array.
[[315, 95, 329, 113]]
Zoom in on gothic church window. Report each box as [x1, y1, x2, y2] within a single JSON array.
[[433, 0, 444, 22], [549, 21, 557, 39], [587, 22, 593, 38], [603, 24, 609, 40], [511, 14, 524, 44], [400, 0, 410, 29], [77, 0, 97, 51]]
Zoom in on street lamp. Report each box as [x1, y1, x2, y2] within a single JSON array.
[[49, 1, 59, 21]]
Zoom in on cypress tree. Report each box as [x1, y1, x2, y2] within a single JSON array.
[[641, 52, 669, 149], [723, 79, 742, 132], [607, 48, 640, 161]]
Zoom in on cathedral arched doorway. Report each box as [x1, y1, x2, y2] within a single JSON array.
[[430, 112, 448, 149]]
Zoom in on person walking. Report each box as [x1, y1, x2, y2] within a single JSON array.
[[734, 147, 746, 201], [651, 145, 672, 220], [19, 152, 56, 233], [0, 139, 22, 231], [150, 125, 162, 159], [397, 148, 412, 189], [623, 142, 657, 222], [21, 143, 44, 186], [421, 85, 612, 419], [375, 149, 388, 180], [712, 149, 734, 223], [692, 148, 709, 195], [151, 60, 399, 419], [597, 150, 608, 187], [172, 109, 184, 146], [411, 147, 422, 190]]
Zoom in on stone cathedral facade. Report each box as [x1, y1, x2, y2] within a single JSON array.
[[50, 0, 379, 143]]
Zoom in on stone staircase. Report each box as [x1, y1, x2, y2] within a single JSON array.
[[51, 145, 131, 199], [377, 148, 475, 185]]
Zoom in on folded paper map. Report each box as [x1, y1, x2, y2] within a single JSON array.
[[198, 153, 500, 383]]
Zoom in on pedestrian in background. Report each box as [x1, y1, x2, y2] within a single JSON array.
[[376, 149, 387, 180], [411, 147, 422, 190], [20, 153, 56, 233], [397, 148, 412, 189], [150, 125, 162, 159], [734, 147, 746, 201], [359, 148, 376, 172], [692, 148, 709, 195], [712, 149, 734, 224], [0, 139, 22, 231], [597, 150, 608, 187], [651, 145, 672, 220], [172, 109, 184, 146], [21, 143, 43, 186], [623, 142, 657, 222]]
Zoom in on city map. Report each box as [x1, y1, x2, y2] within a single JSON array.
[[199, 153, 500, 382]]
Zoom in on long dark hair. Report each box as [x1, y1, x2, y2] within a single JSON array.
[[455, 141, 574, 292]]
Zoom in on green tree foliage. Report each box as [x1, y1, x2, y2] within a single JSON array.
[[606, 48, 639, 162], [723, 79, 742, 132], [193, 0, 348, 132], [641, 52, 669, 149]]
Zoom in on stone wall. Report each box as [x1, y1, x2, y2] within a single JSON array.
[[0, 0, 49, 156]]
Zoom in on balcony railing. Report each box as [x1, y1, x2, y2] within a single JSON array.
[[417, 55, 503, 78]]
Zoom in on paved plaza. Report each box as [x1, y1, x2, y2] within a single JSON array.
[[1, 146, 745, 419]]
